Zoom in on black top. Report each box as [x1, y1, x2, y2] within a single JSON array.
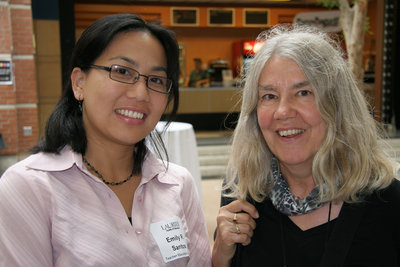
[[221, 179, 400, 267]]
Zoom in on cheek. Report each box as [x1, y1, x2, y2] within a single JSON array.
[[151, 95, 168, 114], [304, 108, 326, 129], [305, 109, 327, 142], [86, 79, 117, 104], [257, 106, 273, 130], [315, 120, 327, 142]]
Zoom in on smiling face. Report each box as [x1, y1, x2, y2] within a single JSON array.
[[257, 56, 327, 173], [71, 30, 168, 148]]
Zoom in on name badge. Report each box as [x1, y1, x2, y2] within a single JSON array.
[[150, 216, 190, 263]]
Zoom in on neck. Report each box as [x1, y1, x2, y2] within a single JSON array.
[[84, 141, 135, 182], [280, 163, 315, 199]]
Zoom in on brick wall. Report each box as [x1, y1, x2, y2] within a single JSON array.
[[10, 8, 34, 55], [0, 5, 12, 53], [0, 0, 39, 159], [0, 109, 18, 154]]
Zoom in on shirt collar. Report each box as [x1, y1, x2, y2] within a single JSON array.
[[141, 150, 179, 186], [26, 146, 82, 172], [26, 146, 178, 186]]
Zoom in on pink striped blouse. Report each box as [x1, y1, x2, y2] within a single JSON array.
[[0, 146, 211, 267]]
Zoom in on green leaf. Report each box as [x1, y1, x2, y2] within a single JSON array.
[[317, 0, 340, 9]]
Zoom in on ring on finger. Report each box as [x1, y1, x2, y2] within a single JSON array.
[[235, 223, 241, 234], [233, 213, 238, 223]]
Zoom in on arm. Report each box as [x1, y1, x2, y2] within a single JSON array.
[[195, 71, 209, 87], [212, 199, 259, 267], [195, 78, 209, 88], [0, 168, 53, 266], [180, 170, 212, 266]]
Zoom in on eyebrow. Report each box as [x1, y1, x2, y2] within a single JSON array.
[[258, 80, 310, 91], [258, 85, 275, 91], [112, 56, 168, 73], [293, 81, 310, 89]]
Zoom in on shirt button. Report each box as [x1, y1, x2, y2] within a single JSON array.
[[137, 196, 142, 202], [135, 230, 142, 234]]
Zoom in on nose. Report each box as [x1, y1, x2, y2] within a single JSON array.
[[126, 75, 150, 101], [273, 97, 297, 120]]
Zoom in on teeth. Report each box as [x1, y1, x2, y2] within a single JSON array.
[[116, 109, 144, 119], [278, 129, 304, 137]]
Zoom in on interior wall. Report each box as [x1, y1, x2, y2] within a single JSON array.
[[74, 4, 331, 84], [32, 0, 63, 137], [33, 19, 62, 137], [172, 27, 262, 84]]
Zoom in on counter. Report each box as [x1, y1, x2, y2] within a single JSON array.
[[166, 87, 242, 131]]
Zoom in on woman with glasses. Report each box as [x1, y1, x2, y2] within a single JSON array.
[[0, 14, 211, 266], [212, 25, 400, 267]]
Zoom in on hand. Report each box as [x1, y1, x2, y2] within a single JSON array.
[[212, 200, 259, 267]]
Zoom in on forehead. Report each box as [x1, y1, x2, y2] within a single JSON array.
[[258, 56, 308, 87], [98, 31, 167, 66]]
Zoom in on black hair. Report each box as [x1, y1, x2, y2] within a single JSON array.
[[32, 13, 180, 175]]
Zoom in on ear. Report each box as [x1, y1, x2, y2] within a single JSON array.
[[71, 67, 86, 101]]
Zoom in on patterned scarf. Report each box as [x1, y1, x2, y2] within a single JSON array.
[[269, 159, 324, 216]]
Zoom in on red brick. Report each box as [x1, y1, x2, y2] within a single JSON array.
[[0, 1, 38, 155], [10, 0, 31, 5], [13, 59, 37, 103], [10, 8, 34, 55], [0, 85, 16, 105], [0, 109, 18, 154], [16, 107, 39, 152], [0, 6, 12, 54]]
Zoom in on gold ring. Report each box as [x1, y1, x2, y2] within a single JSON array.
[[233, 213, 237, 222], [235, 223, 240, 234]]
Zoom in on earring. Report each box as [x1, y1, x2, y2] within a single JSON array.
[[78, 96, 83, 112]]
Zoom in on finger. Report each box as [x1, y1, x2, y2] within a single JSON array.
[[225, 200, 259, 219], [235, 222, 241, 235], [233, 212, 238, 223], [230, 226, 254, 246], [237, 201, 259, 219], [230, 212, 257, 230], [231, 223, 254, 237], [216, 221, 254, 248]]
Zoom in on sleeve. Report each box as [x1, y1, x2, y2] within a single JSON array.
[[180, 169, 212, 267], [0, 167, 53, 267]]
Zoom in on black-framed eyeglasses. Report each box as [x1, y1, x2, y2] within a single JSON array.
[[89, 64, 172, 94]]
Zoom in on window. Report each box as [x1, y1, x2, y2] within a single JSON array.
[[171, 8, 199, 26], [243, 9, 269, 27], [208, 8, 234, 26]]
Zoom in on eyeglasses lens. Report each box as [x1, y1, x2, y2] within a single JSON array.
[[110, 65, 171, 93]]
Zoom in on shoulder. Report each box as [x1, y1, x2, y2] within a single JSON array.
[[1, 152, 51, 182], [4, 146, 78, 174], [0, 154, 53, 212], [142, 151, 194, 187], [0, 147, 79, 191], [0, 154, 37, 186], [374, 178, 400, 205], [162, 162, 195, 189], [353, 179, 400, 214]]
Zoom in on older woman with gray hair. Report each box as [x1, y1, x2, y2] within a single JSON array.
[[212, 25, 400, 267]]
